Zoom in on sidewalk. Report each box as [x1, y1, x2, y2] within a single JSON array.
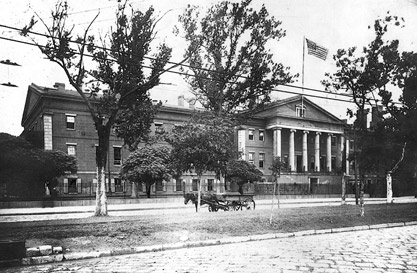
[[1, 196, 415, 217]]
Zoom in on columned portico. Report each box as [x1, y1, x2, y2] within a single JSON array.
[[289, 129, 296, 172], [269, 126, 346, 174], [302, 131, 309, 172], [315, 132, 321, 172]]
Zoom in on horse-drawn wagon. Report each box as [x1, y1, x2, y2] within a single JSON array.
[[184, 193, 255, 212]]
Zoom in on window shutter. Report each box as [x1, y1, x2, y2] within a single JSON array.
[[111, 179, 115, 192], [92, 179, 97, 194], [63, 179, 68, 193], [190, 179, 193, 191], [105, 178, 109, 192], [76, 179, 82, 194], [122, 180, 126, 192], [205, 180, 208, 192]]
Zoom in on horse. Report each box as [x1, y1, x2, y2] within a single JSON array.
[[184, 192, 224, 212]]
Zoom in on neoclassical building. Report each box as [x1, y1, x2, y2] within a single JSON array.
[[19, 83, 352, 199]]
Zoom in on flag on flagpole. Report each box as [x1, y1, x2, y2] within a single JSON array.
[[305, 38, 328, 61]]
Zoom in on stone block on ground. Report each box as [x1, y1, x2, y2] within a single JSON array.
[[26, 247, 41, 257], [53, 246, 63, 254], [38, 245, 52, 256]]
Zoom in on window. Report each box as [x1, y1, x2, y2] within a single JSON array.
[[176, 179, 183, 192], [114, 147, 122, 165], [192, 179, 199, 191], [259, 130, 265, 141], [66, 115, 75, 130], [248, 129, 254, 141], [248, 152, 255, 163], [67, 144, 76, 156], [331, 136, 336, 147], [296, 105, 306, 117], [68, 178, 77, 193], [155, 123, 164, 134], [349, 140, 354, 150], [259, 153, 265, 168], [207, 179, 214, 191], [156, 181, 163, 191], [114, 178, 123, 192]]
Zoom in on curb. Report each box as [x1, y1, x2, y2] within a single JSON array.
[[16, 221, 417, 267]]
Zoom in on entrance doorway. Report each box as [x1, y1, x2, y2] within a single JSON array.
[[296, 155, 302, 172]]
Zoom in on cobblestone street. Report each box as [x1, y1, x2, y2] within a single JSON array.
[[4, 225, 417, 273]]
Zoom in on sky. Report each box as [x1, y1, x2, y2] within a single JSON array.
[[0, 0, 416, 136]]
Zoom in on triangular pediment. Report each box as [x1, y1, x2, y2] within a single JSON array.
[[21, 84, 44, 127], [253, 95, 343, 124]]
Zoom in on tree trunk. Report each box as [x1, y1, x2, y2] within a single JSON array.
[[131, 182, 137, 198], [386, 172, 393, 203], [94, 126, 110, 216], [269, 178, 277, 225], [197, 176, 202, 212], [359, 178, 365, 217], [341, 173, 346, 205], [95, 166, 108, 216], [146, 184, 151, 198]]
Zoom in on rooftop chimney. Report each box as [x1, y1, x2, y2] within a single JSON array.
[[178, 95, 184, 107], [53, 82, 65, 92], [189, 98, 196, 109]]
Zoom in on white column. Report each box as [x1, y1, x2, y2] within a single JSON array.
[[302, 131, 309, 172], [315, 132, 321, 172], [345, 138, 350, 175], [238, 129, 246, 160], [327, 134, 332, 172], [289, 129, 296, 172], [273, 128, 282, 159], [338, 135, 345, 172]]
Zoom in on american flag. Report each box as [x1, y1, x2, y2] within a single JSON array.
[[306, 38, 328, 61]]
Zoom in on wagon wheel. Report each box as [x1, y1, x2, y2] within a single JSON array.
[[231, 201, 241, 211], [208, 205, 218, 212], [244, 199, 256, 210]]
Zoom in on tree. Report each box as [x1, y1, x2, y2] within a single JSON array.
[[120, 145, 171, 198], [22, 1, 180, 215], [269, 156, 284, 224], [226, 159, 262, 194], [322, 14, 405, 215], [166, 112, 237, 212], [0, 133, 77, 197], [177, 0, 296, 116]]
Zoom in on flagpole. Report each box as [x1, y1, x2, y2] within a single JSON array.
[[302, 36, 305, 108]]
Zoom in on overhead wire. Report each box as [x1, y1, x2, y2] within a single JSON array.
[[0, 23, 400, 106], [0, 23, 355, 101]]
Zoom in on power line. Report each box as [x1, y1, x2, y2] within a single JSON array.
[[1, 33, 400, 106], [0, 34, 357, 105], [0, 23, 351, 99]]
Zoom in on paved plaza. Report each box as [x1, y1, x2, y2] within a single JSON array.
[[4, 225, 417, 273]]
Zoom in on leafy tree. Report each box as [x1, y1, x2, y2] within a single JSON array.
[[322, 14, 405, 214], [0, 133, 77, 197], [177, 0, 296, 116], [166, 112, 237, 212], [226, 159, 262, 194], [22, 1, 181, 215], [268, 156, 284, 223], [120, 145, 171, 198]]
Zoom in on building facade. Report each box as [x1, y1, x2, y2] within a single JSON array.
[[20, 83, 352, 199]]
